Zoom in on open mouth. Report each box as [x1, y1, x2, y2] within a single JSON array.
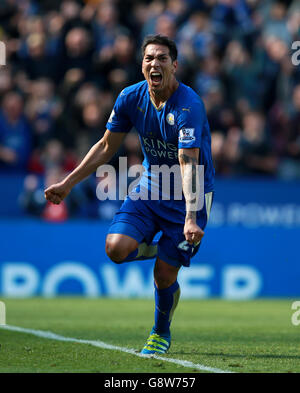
[[150, 72, 162, 85]]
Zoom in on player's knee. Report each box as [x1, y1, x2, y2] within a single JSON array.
[[105, 236, 135, 264], [154, 261, 179, 289], [155, 273, 174, 289], [105, 240, 127, 263]]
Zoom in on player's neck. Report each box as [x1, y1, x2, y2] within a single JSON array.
[[149, 79, 179, 109]]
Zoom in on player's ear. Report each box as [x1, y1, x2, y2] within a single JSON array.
[[172, 60, 178, 73]]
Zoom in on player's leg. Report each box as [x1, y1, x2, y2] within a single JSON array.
[[141, 255, 182, 355], [105, 232, 158, 263], [141, 214, 199, 355], [141, 193, 214, 354], [105, 233, 139, 263], [105, 197, 159, 264], [150, 192, 213, 326], [153, 258, 181, 332]]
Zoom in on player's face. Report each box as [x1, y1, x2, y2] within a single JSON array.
[[142, 44, 177, 92]]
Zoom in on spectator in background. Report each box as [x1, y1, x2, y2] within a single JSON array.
[[54, 82, 112, 154], [194, 55, 222, 98], [76, 102, 107, 157], [123, 132, 143, 167], [25, 78, 62, 148], [45, 11, 65, 56], [211, 0, 255, 50], [276, 55, 297, 111], [21, 149, 96, 219], [164, 0, 189, 25], [140, 0, 165, 39], [59, 27, 94, 82], [176, 11, 215, 84], [211, 131, 226, 174], [178, 11, 214, 61], [131, 2, 153, 42], [0, 92, 32, 172], [237, 111, 278, 175], [92, 1, 128, 62], [0, 66, 13, 96], [59, 0, 82, 31], [19, 32, 59, 80], [267, 53, 297, 159], [287, 86, 300, 155], [257, 34, 289, 111], [279, 85, 300, 179], [211, 125, 242, 176], [20, 173, 46, 216], [223, 40, 261, 110], [57, 0, 94, 43], [262, 1, 291, 44], [155, 14, 177, 41], [287, 2, 300, 44], [1, 0, 300, 220], [28, 139, 76, 175], [267, 100, 290, 159], [205, 85, 238, 135], [95, 33, 140, 93], [23, 167, 70, 222]]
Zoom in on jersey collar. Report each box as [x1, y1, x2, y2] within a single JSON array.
[[147, 82, 181, 112]]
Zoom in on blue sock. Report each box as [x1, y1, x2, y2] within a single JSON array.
[[153, 280, 181, 336]]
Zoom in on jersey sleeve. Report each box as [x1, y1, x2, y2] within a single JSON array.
[[177, 100, 206, 149], [106, 89, 133, 133]]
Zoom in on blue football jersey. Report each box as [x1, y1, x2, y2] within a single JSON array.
[[106, 80, 215, 202]]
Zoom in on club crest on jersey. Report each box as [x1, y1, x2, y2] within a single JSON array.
[[108, 109, 115, 123], [166, 113, 175, 125], [179, 128, 195, 143]]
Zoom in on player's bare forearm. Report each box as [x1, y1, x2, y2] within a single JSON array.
[[179, 148, 204, 245], [178, 148, 199, 222], [44, 130, 126, 204], [65, 130, 126, 188]]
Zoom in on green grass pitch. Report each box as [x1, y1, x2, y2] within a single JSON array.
[[0, 298, 299, 373]]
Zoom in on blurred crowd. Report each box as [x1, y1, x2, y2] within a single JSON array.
[[0, 0, 299, 220]]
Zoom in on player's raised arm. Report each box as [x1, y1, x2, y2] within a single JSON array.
[[44, 130, 126, 205], [178, 147, 204, 245]]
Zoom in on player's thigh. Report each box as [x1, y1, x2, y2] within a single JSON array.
[[106, 197, 158, 256]]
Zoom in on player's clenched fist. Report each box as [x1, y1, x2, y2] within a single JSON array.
[[184, 220, 204, 245], [44, 182, 71, 205]]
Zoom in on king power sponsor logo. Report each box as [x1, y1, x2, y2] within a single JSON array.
[[209, 202, 300, 228], [0, 262, 263, 300]]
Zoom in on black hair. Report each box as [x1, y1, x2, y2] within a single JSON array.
[[141, 34, 178, 62]]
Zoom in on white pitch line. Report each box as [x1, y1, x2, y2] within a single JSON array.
[[0, 324, 234, 373]]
